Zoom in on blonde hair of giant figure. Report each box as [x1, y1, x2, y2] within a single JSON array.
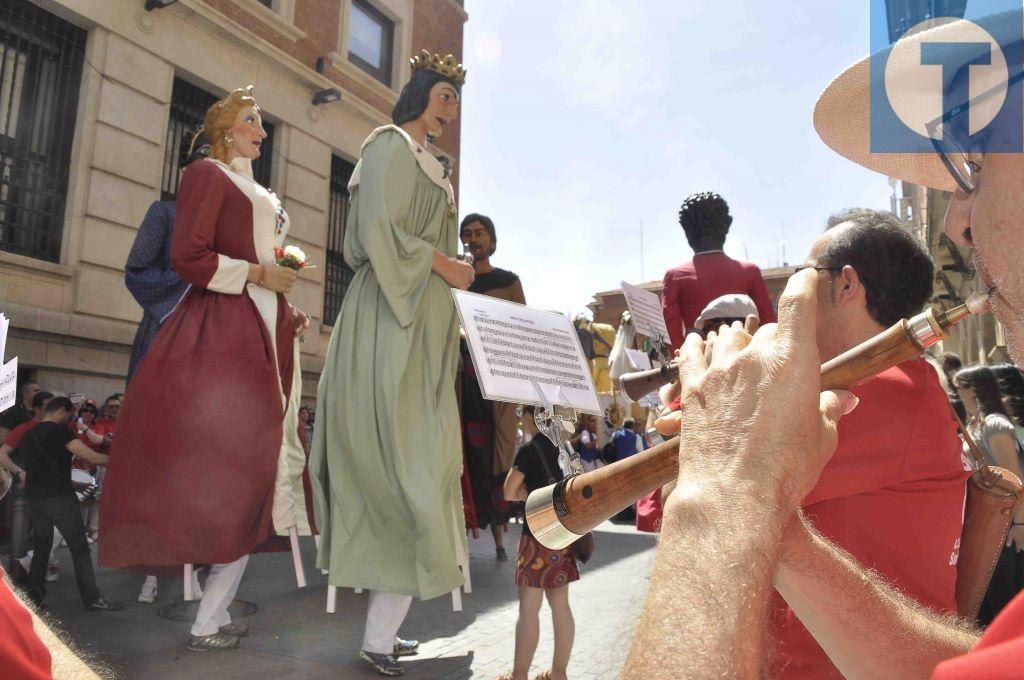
[[187, 85, 258, 164]]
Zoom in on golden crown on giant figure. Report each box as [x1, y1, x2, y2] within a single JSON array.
[[410, 50, 466, 85]]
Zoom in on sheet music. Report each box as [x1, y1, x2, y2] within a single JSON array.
[[453, 290, 602, 414], [620, 281, 671, 346]]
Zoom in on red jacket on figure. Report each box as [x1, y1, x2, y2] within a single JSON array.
[[661, 251, 776, 351]]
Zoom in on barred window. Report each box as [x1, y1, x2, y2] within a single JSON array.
[[323, 155, 356, 326], [0, 0, 85, 263], [161, 77, 275, 200]]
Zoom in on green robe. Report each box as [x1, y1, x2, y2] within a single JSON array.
[[310, 126, 466, 600]]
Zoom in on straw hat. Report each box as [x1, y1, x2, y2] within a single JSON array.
[[814, 12, 1022, 193]]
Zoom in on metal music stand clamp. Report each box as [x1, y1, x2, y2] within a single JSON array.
[[530, 380, 582, 476]]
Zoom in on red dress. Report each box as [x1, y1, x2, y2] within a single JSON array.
[[99, 158, 294, 568]]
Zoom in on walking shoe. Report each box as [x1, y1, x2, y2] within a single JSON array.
[[359, 650, 405, 676], [138, 576, 157, 603], [495, 547, 508, 561], [45, 565, 59, 582], [188, 632, 239, 652], [219, 622, 250, 637], [393, 638, 419, 656], [85, 597, 124, 612]]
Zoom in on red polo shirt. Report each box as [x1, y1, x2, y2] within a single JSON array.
[[661, 252, 776, 350], [932, 590, 1024, 679], [768, 358, 971, 679]]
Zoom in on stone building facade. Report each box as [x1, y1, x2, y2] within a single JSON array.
[[0, 0, 467, 402]]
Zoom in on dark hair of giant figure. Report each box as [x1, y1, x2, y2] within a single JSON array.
[[392, 68, 463, 129], [678, 191, 732, 252]]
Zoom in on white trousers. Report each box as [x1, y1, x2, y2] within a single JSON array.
[[190, 555, 248, 636], [362, 590, 413, 654]]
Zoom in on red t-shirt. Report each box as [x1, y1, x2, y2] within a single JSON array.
[[932, 590, 1024, 679], [2, 418, 38, 449], [768, 358, 971, 679], [0, 569, 52, 678], [661, 252, 776, 350], [90, 418, 117, 454]]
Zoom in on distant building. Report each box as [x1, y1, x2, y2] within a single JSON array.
[[0, 0, 467, 400]]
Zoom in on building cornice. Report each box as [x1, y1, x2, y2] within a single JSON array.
[[440, 0, 469, 22], [171, 0, 388, 127]]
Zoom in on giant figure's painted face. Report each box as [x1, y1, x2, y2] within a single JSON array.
[[418, 81, 460, 141]]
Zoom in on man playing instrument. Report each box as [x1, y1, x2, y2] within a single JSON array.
[[625, 14, 1024, 680], [766, 209, 970, 679]]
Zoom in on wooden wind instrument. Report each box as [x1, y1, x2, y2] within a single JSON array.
[[526, 292, 991, 549]]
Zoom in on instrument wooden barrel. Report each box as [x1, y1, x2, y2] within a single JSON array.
[[528, 316, 930, 548]]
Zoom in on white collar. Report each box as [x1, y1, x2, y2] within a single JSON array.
[[693, 249, 724, 256], [207, 157, 255, 181], [348, 125, 456, 210]]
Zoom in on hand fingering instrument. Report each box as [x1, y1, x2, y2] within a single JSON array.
[[527, 292, 991, 549]]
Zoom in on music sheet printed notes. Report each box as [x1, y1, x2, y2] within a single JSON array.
[[620, 281, 671, 346], [452, 290, 602, 415]]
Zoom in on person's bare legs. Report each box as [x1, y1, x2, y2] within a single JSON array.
[[545, 585, 574, 680], [511, 585, 543, 679]]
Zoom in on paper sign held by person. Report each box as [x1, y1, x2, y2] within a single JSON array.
[[453, 290, 602, 415], [620, 281, 671, 347]]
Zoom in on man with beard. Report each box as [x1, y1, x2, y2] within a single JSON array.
[[458, 213, 524, 561], [624, 15, 1024, 680]]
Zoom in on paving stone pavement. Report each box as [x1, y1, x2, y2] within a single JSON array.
[[37, 518, 657, 679]]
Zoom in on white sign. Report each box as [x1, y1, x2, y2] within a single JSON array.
[[620, 281, 670, 345], [0, 357, 17, 413], [625, 348, 652, 372], [453, 290, 602, 415], [624, 349, 662, 408], [0, 313, 8, 365]]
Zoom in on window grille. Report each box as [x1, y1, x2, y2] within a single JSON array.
[[0, 0, 85, 262], [323, 155, 356, 326], [161, 77, 275, 200]]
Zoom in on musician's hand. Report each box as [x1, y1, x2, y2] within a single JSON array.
[[668, 269, 858, 512], [654, 410, 681, 435], [1007, 524, 1024, 553]]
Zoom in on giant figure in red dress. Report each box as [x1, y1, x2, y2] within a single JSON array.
[[99, 87, 309, 652]]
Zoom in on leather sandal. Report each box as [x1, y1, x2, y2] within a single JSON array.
[[188, 632, 240, 652]]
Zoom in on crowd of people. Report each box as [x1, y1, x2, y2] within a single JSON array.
[[5, 15, 1024, 679]]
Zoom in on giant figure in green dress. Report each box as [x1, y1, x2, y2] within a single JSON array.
[[309, 51, 473, 677]]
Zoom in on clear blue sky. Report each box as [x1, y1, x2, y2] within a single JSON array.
[[457, 0, 894, 316]]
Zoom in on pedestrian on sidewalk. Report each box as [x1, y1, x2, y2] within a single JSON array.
[[501, 405, 577, 680], [19, 397, 119, 611]]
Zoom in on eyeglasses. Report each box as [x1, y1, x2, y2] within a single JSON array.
[[793, 265, 842, 275], [925, 68, 1024, 194]]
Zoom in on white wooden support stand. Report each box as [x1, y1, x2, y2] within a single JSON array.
[[326, 585, 338, 614], [289, 526, 306, 588], [461, 561, 472, 593], [183, 563, 195, 601]]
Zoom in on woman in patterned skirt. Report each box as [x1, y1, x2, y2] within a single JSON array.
[[501, 405, 578, 680]]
